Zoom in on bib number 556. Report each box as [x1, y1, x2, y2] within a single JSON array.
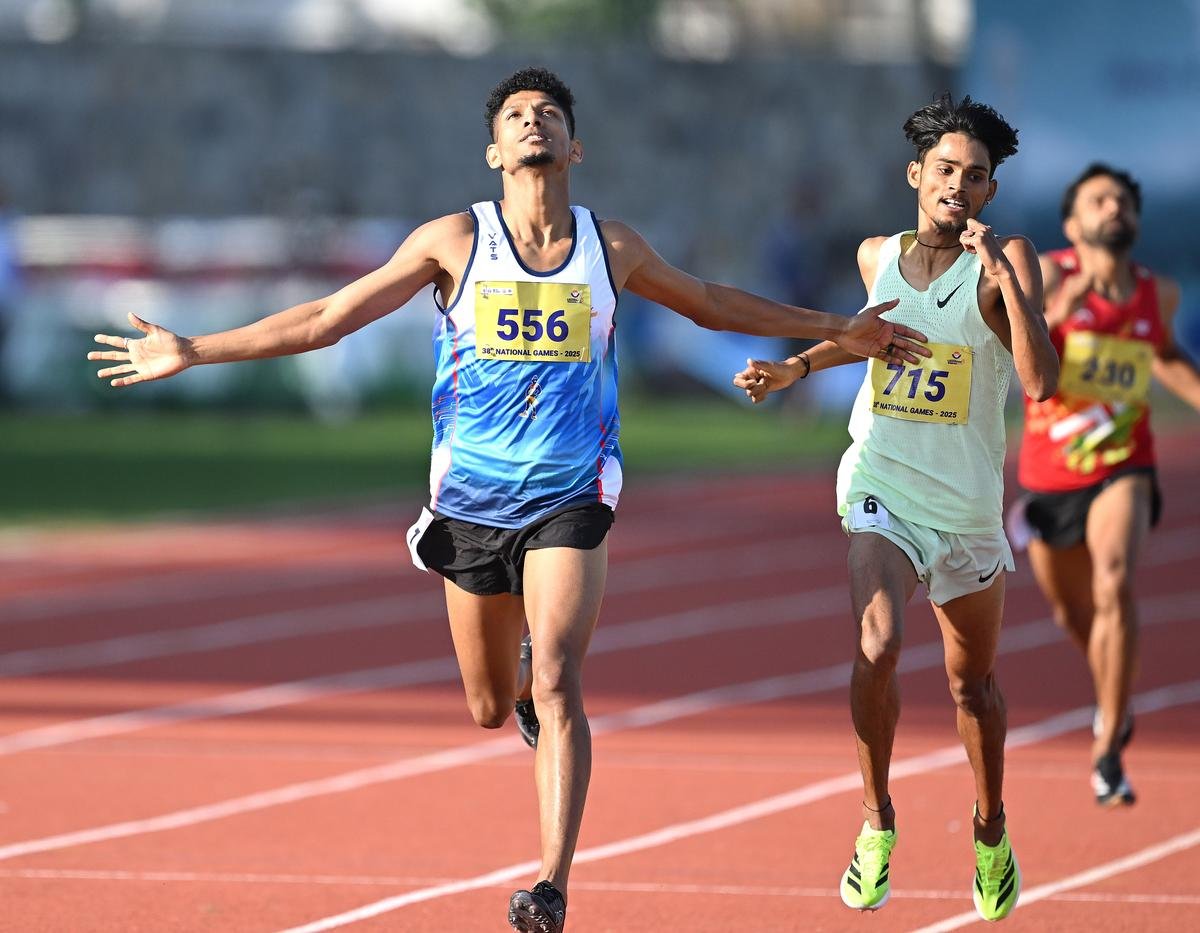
[[496, 308, 570, 342]]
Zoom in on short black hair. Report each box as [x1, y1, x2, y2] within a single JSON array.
[[1060, 162, 1142, 220], [902, 92, 1018, 177], [484, 67, 576, 139]]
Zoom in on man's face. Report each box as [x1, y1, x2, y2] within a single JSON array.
[[908, 132, 997, 236], [1067, 174, 1139, 252], [486, 90, 579, 173]]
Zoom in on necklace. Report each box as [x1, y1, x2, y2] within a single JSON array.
[[915, 238, 962, 250]]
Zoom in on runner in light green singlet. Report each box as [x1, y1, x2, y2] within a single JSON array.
[[734, 93, 1059, 922]]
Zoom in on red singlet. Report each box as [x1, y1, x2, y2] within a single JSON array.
[[1018, 248, 1165, 493]]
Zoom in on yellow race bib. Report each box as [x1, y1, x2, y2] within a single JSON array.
[[1059, 331, 1153, 405], [869, 342, 972, 424], [475, 281, 592, 363]]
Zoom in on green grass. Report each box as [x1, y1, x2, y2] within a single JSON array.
[[1, 398, 848, 525]]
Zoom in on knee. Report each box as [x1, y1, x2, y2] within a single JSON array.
[[1051, 603, 1090, 636], [1092, 558, 1134, 612], [466, 694, 511, 730], [857, 607, 902, 670], [949, 674, 1003, 719], [530, 656, 582, 715]]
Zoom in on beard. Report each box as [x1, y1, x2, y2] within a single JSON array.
[[1082, 220, 1136, 252], [518, 150, 555, 167], [932, 217, 968, 237]]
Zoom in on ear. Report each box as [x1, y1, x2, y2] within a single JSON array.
[[985, 177, 998, 204], [568, 139, 584, 165], [485, 142, 503, 171], [1063, 215, 1080, 244], [906, 159, 921, 191]]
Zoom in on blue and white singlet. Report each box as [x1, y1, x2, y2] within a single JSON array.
[[427, 201, 622, 528]]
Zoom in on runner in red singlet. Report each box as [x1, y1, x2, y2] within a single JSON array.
[[1015, 163, 1200, 806]]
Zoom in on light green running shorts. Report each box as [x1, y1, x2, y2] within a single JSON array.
[[841, 495, 1014, 606]]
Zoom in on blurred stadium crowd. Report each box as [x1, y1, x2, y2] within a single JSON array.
[[0, 0, 1195, 415]]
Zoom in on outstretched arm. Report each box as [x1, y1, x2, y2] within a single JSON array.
[[601, 220, 925, 364], [1151, 277, 1200, 411], [89, 214, 467, 387]]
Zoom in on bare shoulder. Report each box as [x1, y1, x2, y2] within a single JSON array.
[[407, 211, 475, 250], [999, 234, 1038, 265], [598, 219, 653, 290], [598, 218, 647, 255], [1156, 273, 1182, 317], [384, 211, 475, 273], [856, 236, 888, 286], [857, 236, 888, 267]]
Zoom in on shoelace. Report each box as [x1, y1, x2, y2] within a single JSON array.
[[975, 840, 1008, 889], [856, 833, 892, 876]]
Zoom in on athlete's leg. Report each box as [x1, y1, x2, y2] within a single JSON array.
[[1084, 474, 1153, 760], [1027, 538, 1094, 653], [932, 575, 1007, 845], [443, 581, 527, 728], [520, 540, 608, 896], [847, 533, 919, 830]]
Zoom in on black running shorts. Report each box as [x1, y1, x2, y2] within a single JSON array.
[[416, 502, 614, 596], [1023, 466, 1162, 550]]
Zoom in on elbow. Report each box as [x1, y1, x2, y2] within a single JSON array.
[[306, 311, 344, 350], [1029, 369, 1058, 403], [310, 329, 342, 351]]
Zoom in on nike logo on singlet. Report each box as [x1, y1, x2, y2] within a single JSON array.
[[936, 281, 965, 308], [978, 560, 1002, 584]]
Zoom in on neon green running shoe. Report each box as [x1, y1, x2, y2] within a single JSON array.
[[839, 821, 897, 911], [973, 829, 1020, 921]]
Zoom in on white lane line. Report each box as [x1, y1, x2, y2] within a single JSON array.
[[907, 826, 1200, 932], [8, 580, 1190, 759], [274, 678, 1200, 932], [0, 564, 400, 624], [5, 506, 1195, 624], [0, 584, 844, 756], [4, 869, 1198, 908], [0, 586, 1196, 863], [0, 595, 440, 677], [0, 505, 817, 619], [0, 658, 460, 756], [5, 515, 1196, 681], [0, 535, 836, 678], [570, 882, 1200, 906]]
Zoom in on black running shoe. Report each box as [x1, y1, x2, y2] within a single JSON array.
[[1092, 751, 1136, 807], [1092, 708, 1135, 752], [514, 635, 539, 749], [508, 880, 566, 933]]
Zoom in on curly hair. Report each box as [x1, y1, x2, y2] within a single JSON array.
[[484, 67, 576, 139], [903, 93, 1018, 177]]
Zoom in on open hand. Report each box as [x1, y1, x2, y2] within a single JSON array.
[[835, 299, 932, 364], [87, 312, 192, 387]]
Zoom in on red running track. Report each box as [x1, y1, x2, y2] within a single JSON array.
[[0, 430, 1197, 932]]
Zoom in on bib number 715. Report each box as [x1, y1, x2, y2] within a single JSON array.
[[882, 363, 950, 402]]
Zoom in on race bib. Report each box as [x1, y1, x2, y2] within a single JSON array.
[[475, 281, 591, 363], [869, 342, 972, 424], [1059, 331, 1153, 405], [848, 495, 892, 530]]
